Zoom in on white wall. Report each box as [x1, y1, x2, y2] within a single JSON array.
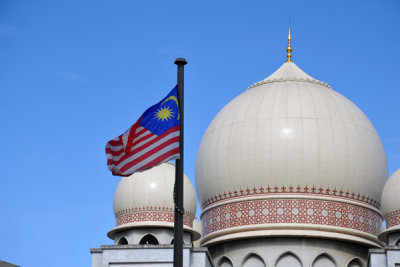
[[209, 237, 367, 267]]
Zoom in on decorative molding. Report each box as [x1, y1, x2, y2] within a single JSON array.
[[384, 209, 400, 229], [202, 198, 382, 237], [116, 207, 195, 228], [201, 185, 380, 210], [247, 78, 331, 91]]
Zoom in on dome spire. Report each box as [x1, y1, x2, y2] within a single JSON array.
[[286, 27, 292, 62]]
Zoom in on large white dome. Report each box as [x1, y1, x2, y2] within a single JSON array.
[[195, 61, 387, 247], [108, 162, 198, 239]]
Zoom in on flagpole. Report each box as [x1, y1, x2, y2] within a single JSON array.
[[174, 57, 187, 267]]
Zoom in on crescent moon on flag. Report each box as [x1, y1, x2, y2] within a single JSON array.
[[161, 96, 180, 119]]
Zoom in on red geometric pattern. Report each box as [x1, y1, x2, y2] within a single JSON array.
[[202, 198, 381, 236], [201, 185, 380, 209], [384, 209, 400, 229], [116, 207, 195, 228]]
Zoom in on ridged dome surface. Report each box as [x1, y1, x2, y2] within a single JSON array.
[[195, 62, 387, 247], [108, 162, 198, 238]]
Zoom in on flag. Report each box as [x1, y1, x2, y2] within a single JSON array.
[[106, 86, 180, 176]]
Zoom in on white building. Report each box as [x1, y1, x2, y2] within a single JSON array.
[[91, 33, 400, 267], [368, 169, 400, 266], [91, 163, 213, 267]]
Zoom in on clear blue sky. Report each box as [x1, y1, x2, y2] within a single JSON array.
[[0, 1, 399, 266]]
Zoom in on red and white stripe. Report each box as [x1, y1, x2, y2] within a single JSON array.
[[106, 122, 180, 176]]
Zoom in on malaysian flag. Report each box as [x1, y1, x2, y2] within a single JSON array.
[[106, 86, 180, 176]]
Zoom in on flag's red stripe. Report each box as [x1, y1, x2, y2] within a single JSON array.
[[107, 140, 122, 146], [106, 126, 177, 159], [107, 126, 178, 156], [134, 127, 148, 138], [105, 147, 124, 156], [135, 148, 180, 173], [119, 136, 180, 173], [116, 136, 179, 171], [131, 131, 154, 148], [112, 171, 130, 177], [106, 144, 123, 151], [107, 126, 179, 166], [106, 133, 179, 167], [126, 118, 141, 152], [121, 148, 179, 176], [130, 126, 179, 155], [107, 152, 129, 165], [109, 127, 179, 165]]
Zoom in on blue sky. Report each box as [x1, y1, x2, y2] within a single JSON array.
[[0, 1, 399, 266]]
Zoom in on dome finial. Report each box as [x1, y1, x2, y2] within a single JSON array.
[[286, 27, 292, 62]]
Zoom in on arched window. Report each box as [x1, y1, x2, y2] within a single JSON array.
[[139, 234, 159, 245], [395, 238, 400, 246], [242, 253, 265, 267], [275, 252, 302, 267], [170, 238, 189, 245], [347, 258, 364, 267], [312, 253, 336, 267], [117, 236, 128, 245], [218, 256, 233, 267]]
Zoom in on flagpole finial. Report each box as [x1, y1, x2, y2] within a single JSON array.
[[286, 28, 292, 62], [174, 58, 187, 65]]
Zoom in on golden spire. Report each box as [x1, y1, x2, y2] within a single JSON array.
[[286, 28, 292, 62]]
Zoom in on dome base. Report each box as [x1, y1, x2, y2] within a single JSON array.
[[202, 227, 383, 248], [200, 196, 383, 248], [108, 221, 201, 241]]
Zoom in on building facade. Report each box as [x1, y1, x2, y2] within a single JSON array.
[[91, 163, 213, 267], [91, 34, 400, 267]]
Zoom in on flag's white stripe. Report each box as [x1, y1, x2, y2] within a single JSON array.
[[115, 130, 179, 169], [131, 134, 158, 151], [106, 144, 123, 151], [112, 152, 180, 175], [106, 151, 125, 161], [115, 130, 180, 170], [109, 144, 178, 173], [107, 130, 179, 164], [131, 130, 152, 144], [107, 131, 155, 162], [120, 142, 180, 175], [106, 137, 122, 149], [121, 153, 180, 176], [121, 127, 131, 148], [121, 126, 146, 149]]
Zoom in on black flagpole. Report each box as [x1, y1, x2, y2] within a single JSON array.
[[173, 57, 187, 267]]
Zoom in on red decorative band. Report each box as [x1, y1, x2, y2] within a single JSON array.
[[202, 198, 381, 236], [384, 210, 400, 229], [201, 185, 380, 209], [116, 207, 194, 228]]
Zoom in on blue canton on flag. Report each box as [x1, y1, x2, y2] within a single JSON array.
[[140, 87, 180, 135], [106, 86, 180, 176]]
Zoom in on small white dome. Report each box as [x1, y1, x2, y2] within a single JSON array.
[[192, 219, 203, 247], [108, 162, 199, 239], [196, 61, 387, 247], [381, 169, 400, 231]]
